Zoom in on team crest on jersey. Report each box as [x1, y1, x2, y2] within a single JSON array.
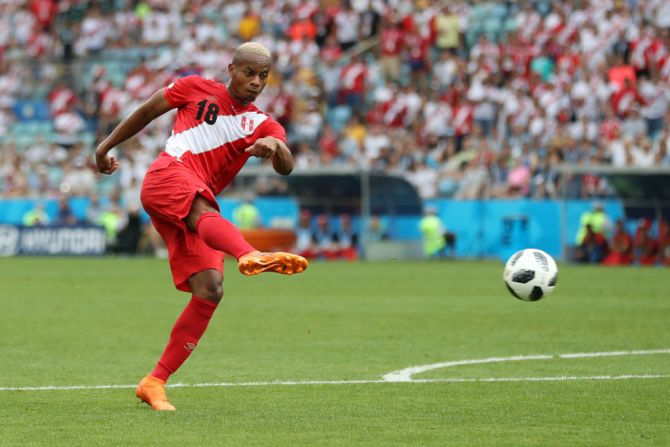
[[240, 116, 255, 133]]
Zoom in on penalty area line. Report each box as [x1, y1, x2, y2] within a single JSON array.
[[1, 374, 669, 392], [383, 349, 670, 382]]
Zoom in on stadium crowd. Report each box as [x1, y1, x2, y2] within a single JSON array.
[[1, 0, 670, 255], [2, 0, 670, 201]]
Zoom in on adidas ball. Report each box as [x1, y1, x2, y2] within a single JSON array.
[[503, 249, 558, 301]]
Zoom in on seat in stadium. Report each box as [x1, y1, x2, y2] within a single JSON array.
[[12, 99, 50, 122]]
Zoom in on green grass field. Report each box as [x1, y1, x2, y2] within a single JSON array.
[[1, 257, 668, 446]]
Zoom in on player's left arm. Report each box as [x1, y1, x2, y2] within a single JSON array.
[[244, 136, 293, 175], [245, 117, 293, 175], [270, 138, 293, 176]]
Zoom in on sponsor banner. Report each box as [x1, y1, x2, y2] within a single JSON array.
[[0, 225, 106, 257]]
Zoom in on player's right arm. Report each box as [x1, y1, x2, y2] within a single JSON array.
[[95, 88, 174, 175]]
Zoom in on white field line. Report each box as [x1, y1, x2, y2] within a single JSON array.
[[382, 348, 670, 382], [2, 349, 669, 392], [1, 374, 669, 392]]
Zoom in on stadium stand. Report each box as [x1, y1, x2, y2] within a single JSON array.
[[1, 0, 669, 262]]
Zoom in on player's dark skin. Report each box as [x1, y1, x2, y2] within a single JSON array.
[[95, 52, 293, 303]]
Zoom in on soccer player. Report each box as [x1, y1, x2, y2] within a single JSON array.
[[95, 42, 308, 411]]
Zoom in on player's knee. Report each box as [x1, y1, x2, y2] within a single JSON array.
[[201, 286, 223, 303], [188, 269, 223, 303], [194, 281, 223, 303]]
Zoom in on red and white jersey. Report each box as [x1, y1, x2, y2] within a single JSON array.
[[659, 55, 670, 81], [611, 86, 644, 118], [380, 27, 403, 57], [27, 31, 52, 57], [48, 86, 76, 116], [155, 75, 286, 195], [99, 86, 128, 118], [502, 41, 536, 76], [340, 61, 367, 93], [630, 35, 654, 70], [599, 117, 621, 141], [451, 104, 474, 136], [470, 40, 500, 65], [380, 97, 407, 128]]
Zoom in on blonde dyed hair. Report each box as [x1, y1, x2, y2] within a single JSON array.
[[232, 42, 272, 64]]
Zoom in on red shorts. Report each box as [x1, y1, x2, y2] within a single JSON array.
[[140, 154, 223, 292]]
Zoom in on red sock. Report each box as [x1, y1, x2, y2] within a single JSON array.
[[151, 296, 218, 382], [196, 212, 255, 259]]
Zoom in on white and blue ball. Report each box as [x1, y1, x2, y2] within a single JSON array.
[[503, 249, 558, 301]]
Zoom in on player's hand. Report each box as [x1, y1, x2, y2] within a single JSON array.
[[244, 137, 278, 159], [95, 150, 120, 175]]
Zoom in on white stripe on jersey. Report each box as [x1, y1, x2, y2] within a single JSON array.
[[165, 111, 269, 158]]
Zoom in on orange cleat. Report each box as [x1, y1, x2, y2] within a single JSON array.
[[238, 250, 308, 276], [136, 374, 176, 411]]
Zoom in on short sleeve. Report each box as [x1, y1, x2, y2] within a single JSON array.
[[164, 75, 199, 108], [259, 117, 287, 142]]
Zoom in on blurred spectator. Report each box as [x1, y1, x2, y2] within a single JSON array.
[[22, 202, 49, 226], [238, 5, 261, 41], [607, 56, 636, 92], [639, 71, 668, 139], [334, 1, 359, 51], [332, 214, 358, 260], [368, 215, 389, 242], [406, 158, 439, 199], [379, 17, 404, 82], [115, 208, 142, 254], [658, 133, 670, 164], [312, 214, 337, 260], [293, 102, 322, 144], [506, 158, 531, 197], [362, 123, 390, 164], [577, 223, 608, 264], [611, 77, 645, 119], [419, 206, 455, 259], [602, 220, 633, 266], [621, 108, 647, 140], [98, 202, 128, 252], [266, 83, 294, 130], [48, 81, 76, 116], [294, 209, 317, 259], [405, 30, 430, 92], [60, 158, 96, 196], [433, 5, 461, 54], [86, 193, 104, 225], [54, 195, 77, 226], [28, 0, 57, 31], [339, 53, 367, 110], [631, 138, 656, 167], [658, 221, 670, 266], [633, 219, 658, 266], [77, 5, 110, 56], [456, 156, 491, 199], [233, 199, 261, 230], [575, 202, 613, 246]]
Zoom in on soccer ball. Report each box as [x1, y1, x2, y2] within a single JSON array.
[[503, 249, 558, 301]]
